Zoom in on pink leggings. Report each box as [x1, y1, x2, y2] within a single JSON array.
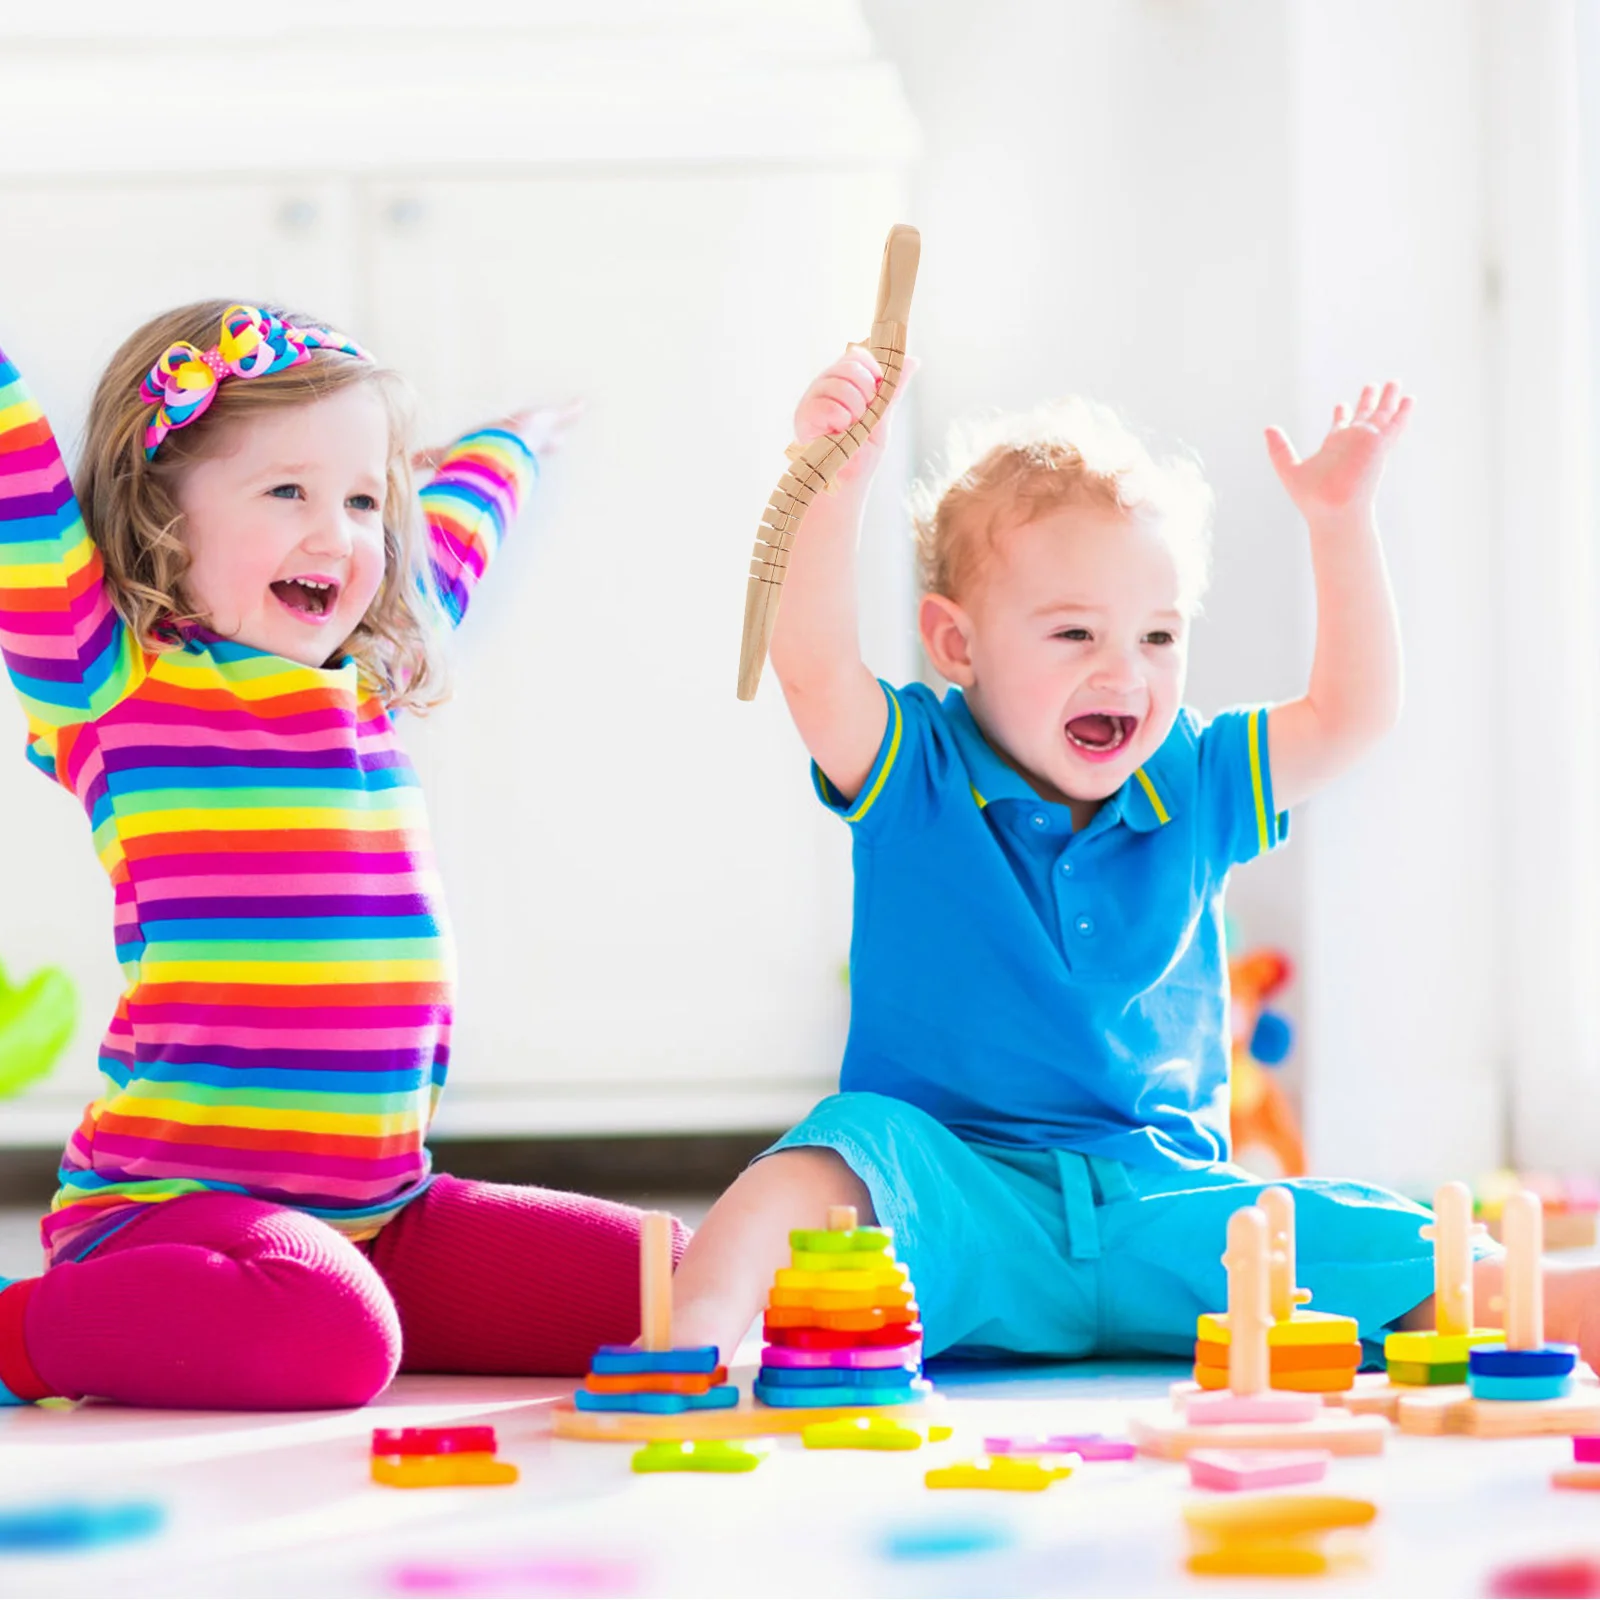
[[17, 1177, 688, 1411]]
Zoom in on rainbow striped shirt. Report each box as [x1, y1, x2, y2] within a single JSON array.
[[0, 345, 535, 1263]]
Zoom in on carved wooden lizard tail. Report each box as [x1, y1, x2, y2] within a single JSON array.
[[736, 224, 921, 702]]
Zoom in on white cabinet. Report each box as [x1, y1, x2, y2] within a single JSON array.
[[0, 6, 918, 1143]]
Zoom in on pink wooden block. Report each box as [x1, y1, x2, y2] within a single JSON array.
[[1574, 1435, 1600, 1463], [984, 1433, 1137, 1461], [1184, 1390, 1320, 1426], [1187, 1448, 1332, 1491], [759, 1342, 922, 1370]]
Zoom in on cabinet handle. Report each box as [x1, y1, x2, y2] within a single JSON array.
[[278, 198, 320, 234], [385, 197, 427, 232]]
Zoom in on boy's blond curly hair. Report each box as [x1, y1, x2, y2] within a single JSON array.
[[909, 398, 1215, 611], [74, 298, 449, 712]]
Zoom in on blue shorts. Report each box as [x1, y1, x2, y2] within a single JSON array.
[[768, 1092, 1463, 1362]]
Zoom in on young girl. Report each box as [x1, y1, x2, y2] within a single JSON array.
[[0, 301, 685, 1410]]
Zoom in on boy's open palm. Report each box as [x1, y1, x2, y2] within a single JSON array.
[[1264, 381, 1413, 521]]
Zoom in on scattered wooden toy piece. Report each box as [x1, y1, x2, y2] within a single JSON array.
[[0, 1501, 164, 1551], [1186, 1448, 1331, 1492], [371, 1453, 519, 1488], [882, 1518, 1014, 1560], [1552, 1466, 1600, 1491], [802, 1414, 952, 1451], [369, 1421, 520, 1488], [1576, 1436, 1600, 1461], [983, 1432, 1136, 1461], [1182, 1493, 1376, 1579], [1487, 1554, 1600, 1598], [631, 1439, 768, 1474], [390, 1557, 637, 1597], [371, 1425, 497, 1456], [925, 1454, 1077, 1492]]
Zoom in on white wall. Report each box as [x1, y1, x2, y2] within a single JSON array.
[[863, 0, 1506, 1188], [0, 1, 920, 1143], [0, 1, 1553, 1186]]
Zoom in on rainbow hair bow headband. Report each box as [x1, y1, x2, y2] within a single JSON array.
[[139, 304, 373, 458]]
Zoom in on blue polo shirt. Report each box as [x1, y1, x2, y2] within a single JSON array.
[[813, 681, 1289, 1170]]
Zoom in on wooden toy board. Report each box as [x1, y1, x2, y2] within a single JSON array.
[[551, 1394, 946, 1443], [1395, 1378, 1600, 1438], [1339, 1364, 1600, 1431], [1128, 1404, 1388, 1460]]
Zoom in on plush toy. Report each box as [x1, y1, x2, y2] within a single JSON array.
[[0, 959, 77, 1098], [1229, 947, 1305, 1178]]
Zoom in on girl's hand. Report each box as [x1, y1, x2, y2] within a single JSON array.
[[1264, 382, 1414, 523], [793, 345, 916, 492], [411, 400, 584, 473]]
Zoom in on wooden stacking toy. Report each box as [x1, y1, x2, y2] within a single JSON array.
[[1386, 1181, 1499, 1384], [554, 1207, 942, 1442], [369, 1425, 519, 1488], [1392, 1188, 1600, 1437], [1466, 1190, 1577, 1398], [1343, 1181, 1503, 1418], [571, 1212, 737, 1416], [755, 1206, 933, 1410], [1131, 1204, 1386, 1459], [1193, 1188, 1361, 1394], [735, 225, 920, 701]]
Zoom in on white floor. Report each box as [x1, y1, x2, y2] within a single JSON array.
[[0, 1354, 1597, 1594], [2, 1205, 1599, 1597]]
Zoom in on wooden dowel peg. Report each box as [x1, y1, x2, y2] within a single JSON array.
[[640, 1211, 674, 1352]]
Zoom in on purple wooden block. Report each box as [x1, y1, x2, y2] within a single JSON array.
[[983, 1432, 1137, 1462], [760, 1342, 922, 1370], [1575, 1435, 1600, 1463]]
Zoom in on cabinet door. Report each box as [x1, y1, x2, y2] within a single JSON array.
[[0, 178, 355, 1135], [360, 172, 912, 1128]]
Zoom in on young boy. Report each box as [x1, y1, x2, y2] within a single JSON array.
[[675, 350, 1597, 1370]]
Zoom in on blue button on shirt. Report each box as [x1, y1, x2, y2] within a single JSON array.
[[812, 681, 1290, 1170]]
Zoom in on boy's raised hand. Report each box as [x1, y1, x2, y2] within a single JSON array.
[[1264, 382, 1413, 522], [793, 345, 913, 493]]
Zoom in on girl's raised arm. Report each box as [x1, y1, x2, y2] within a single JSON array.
[[0, 346, 140, 749], [415, 405, 576, 631]]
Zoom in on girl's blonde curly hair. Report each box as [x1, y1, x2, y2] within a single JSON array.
[[909, 397, 1215, 612], [75, 298, 449, 712]]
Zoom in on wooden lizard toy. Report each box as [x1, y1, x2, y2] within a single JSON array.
[[736, 223, 921, 701]]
